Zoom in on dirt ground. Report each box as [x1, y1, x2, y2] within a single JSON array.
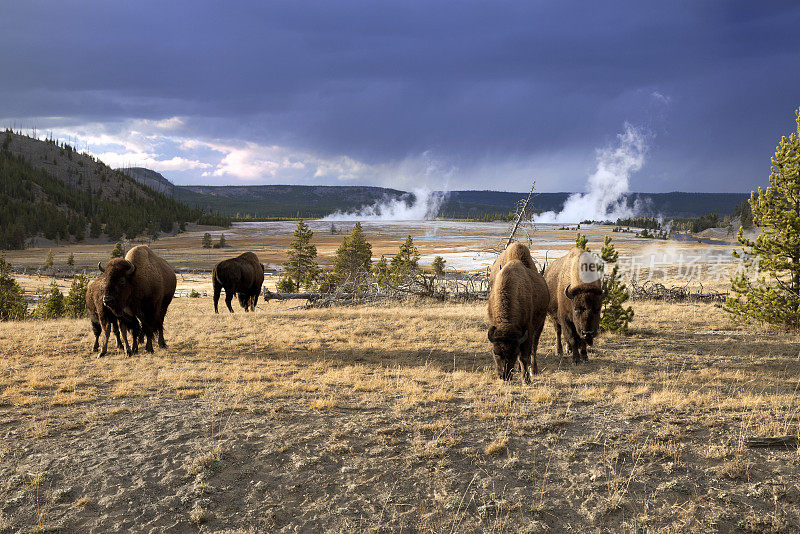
[[1, 293, 799, 533]]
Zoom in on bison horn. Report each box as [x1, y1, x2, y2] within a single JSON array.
[[125, 260, 136, 275], [98, 262, 105, 273], [518, 330, 529, 345], [564, 284, 575, 300]]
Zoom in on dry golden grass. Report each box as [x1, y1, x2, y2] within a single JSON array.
[[1, 280, 799, 531]]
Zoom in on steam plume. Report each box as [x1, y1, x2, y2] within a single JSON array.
[[322, 188, 447, 221], [536, 124, 647, 223]]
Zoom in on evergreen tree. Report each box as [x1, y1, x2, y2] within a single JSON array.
[[284, 220, 321, 290], [726, 107, 800, 330], [432, 256, 446, 276], [217, 233, 226, 248], [44, 249, 54, 269], [389, 235, 420, 281], [110, 242, 124, 259], [372, 255, 391, 287], [65, 273, 88, 318], [34, 282, 65, 319], [0, 254, 26, 320], [599, 236, 634, 333], [66, 252, 75, 266], [332, 222, 372, 289], [276, 274, 297, 293], [575, 232, 589, 250], [202, 233, 212, 249]]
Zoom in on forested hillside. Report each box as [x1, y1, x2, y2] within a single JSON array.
[[0, 131, 200, 249]]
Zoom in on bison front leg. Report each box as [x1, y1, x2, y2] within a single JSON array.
[[562, 319, 582, 365], [579, 340, 588, 362], [518, 337, 534, 385], [98, 319, 112, 358], [157, 324, 167, 349], [111, 319, 124, 350]]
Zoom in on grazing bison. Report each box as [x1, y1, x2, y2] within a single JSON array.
[[212, 252, 264, 313], [487, 243, 550, 383], [99, 245, 177, 353], [544, 247, 604, 364], [86, 277, 141, 357]]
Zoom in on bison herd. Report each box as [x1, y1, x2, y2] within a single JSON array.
[[488, 243, 605, 383], [87, 243, 603, 384]]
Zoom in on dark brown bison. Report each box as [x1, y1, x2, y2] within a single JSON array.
[[544, 247, 604, 364], [86, 277, 141, 357], [98, 245, 177, 353], [212, 252, 264, 313], [487, 243, 550, 383]]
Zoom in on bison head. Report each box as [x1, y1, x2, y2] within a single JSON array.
[[487, 325, 529, 381], [564, 284, 604, 344], [98, 259, 136, 316]]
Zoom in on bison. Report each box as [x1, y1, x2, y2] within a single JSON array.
[[212, 252, 264, 313], [98, 245, 177, 353], [543, 247, 605, 364], [487, 243, 550, 383], [86, 277, 141, 357]]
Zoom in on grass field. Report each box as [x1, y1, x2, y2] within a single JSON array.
[[1, 293, 799, 532], [1, 222, 798, 532]]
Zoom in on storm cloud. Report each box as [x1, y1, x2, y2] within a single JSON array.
[[1, 1, 798, 192]]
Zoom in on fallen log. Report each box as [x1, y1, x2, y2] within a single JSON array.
[[744, 436, 798, 448]]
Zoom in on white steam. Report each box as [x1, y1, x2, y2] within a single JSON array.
[[322, 188, 447, 221], [536, 124, 648, 223]]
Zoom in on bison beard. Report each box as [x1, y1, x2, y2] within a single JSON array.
[[212, 252, 264, 313]]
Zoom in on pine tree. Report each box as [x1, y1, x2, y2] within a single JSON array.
[[284, 220, 321, 290], [44, 249, 54, 269], [202, 233, 212, 249], [432, 255, 446, 276], [725, 107, 800, 330], [34, 282, 65, 319], [599, 236, 634, 333], [65, 273, 89, 318], [372, 255, 391, 287], [66, 252, 75, 266], [575, 232, 588, 250], [0, 254, 26, 320], [218, 233, 226, 248], [110, 242, 124, 259], [332, 222, 372, 289], [389, 235, 420, 281]]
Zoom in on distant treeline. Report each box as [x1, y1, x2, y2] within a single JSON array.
[[0, 133, 229, 249]]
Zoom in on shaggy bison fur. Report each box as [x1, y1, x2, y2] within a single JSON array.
[[99, 245, 177, 354], [86, 277, 141, 358], [544, 247, 604, 364], [487, 243, 550, 383], [212, 252, 264, 313]]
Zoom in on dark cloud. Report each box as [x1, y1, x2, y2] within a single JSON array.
[[1, 0, 798, 191]]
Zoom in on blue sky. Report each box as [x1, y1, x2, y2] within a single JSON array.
[[1, 1, 798, 192]]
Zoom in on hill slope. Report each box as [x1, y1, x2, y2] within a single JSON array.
[[118, 167, 175, 196], [0, 131, 198, 249]]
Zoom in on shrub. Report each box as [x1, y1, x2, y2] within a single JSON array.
[[432, 256, 446, 276], [110, 242, 125, 259], [34, 282, 66, 319], [0, 254, 26, 320], [65, 273, 89, 318]]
